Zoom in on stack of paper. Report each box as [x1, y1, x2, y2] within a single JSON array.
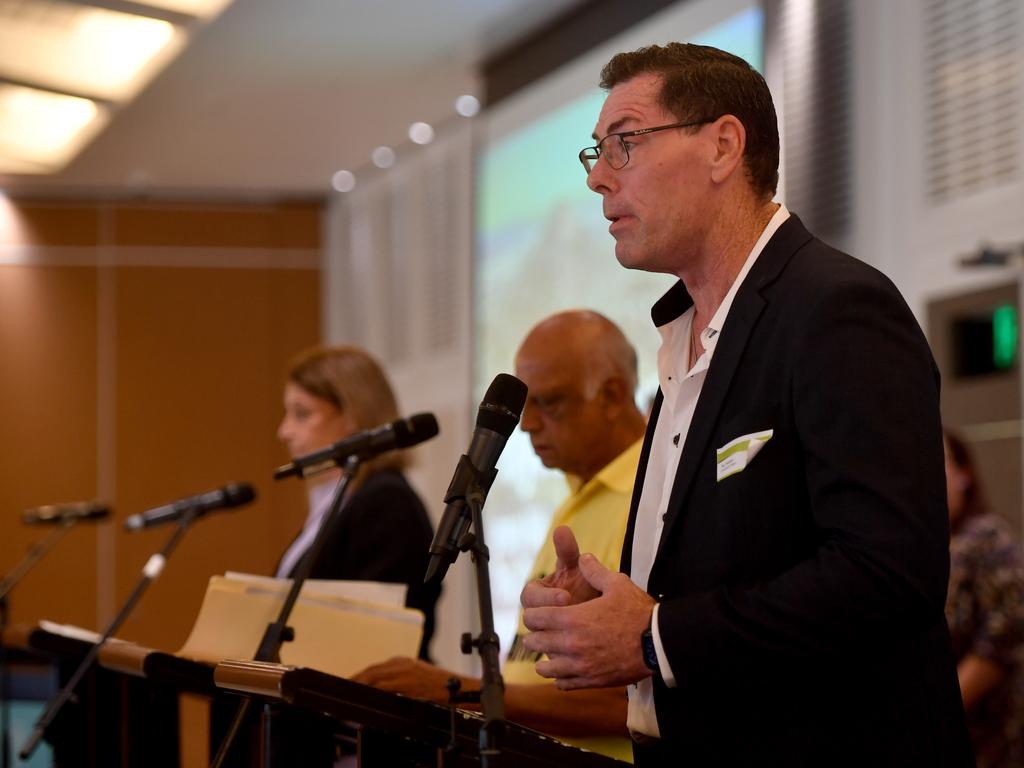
[[175, 573, 423, 679]]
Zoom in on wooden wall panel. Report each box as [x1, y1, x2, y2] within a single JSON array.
[[110, 204, 321, 249], [112, 266, 319, 649], [0, 198, 322, 659], [0, 204, 100, 247], [0, 264, 100, 628]]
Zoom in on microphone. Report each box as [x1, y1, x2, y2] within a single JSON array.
[[274, 412, 439, 480], [123, 483, 255, 531], [22, 502, 110, 525], [424, 373, 528, 585]]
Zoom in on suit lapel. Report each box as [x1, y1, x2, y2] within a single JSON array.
[[651, 215, 814, 565], [652, 290, 766, 563]]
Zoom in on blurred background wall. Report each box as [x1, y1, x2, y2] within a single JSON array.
[[0, 200, 321, 650]]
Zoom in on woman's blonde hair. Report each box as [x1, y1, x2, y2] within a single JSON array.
[[286, 344, 408, 476]]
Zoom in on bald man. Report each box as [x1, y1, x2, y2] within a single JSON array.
[[353, 310, 646, 761]]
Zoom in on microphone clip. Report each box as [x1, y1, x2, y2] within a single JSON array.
[[443, 454, 498, 549], [444, 454, 498, 506]]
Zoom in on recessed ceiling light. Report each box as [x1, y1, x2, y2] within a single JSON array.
[[0, 0, 235, 174], [371, 146, 396, 169], [0, 2, 184, 102], [331, 170, 356, 193], [408, 122, 435, 145], [0, 84, 108, 173], [455, 95, 480, 118]]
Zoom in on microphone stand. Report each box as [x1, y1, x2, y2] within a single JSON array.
[[442, 455, 505, 767], [19, 508, 201, 761], [0, 519, 77, 604], [1, 518, 78, 768], [210, 455, 361, 768]]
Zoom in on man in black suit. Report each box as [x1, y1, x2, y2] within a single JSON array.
[[520, 43, 973, 766]]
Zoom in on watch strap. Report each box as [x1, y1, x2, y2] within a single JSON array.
[[641, 614, 660, 674]]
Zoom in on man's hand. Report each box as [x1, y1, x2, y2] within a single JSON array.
[[350, 656, 476, 703], [522, 531, 655, 690], [521, 526, 602, 609]]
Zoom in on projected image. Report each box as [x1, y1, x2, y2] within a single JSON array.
[[474, 6, 765, 655]]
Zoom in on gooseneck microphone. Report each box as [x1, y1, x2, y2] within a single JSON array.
[[123, 483, 255, 531], [3, 502, 111, 603], [273, 412, 440, 480], [424, 373, 528, 585], [22, 502, 110, 525], [20, 483, 253, 762]]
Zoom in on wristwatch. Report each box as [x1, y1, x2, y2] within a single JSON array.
[[641, 615, 660, 674]]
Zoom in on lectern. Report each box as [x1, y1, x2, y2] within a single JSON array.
[[3, 623, 179, 768], [214, 660, 629, 767]]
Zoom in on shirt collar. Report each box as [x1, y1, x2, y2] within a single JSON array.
[[564, 437, 644, 496]]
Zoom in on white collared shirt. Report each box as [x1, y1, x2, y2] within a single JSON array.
[[626, 204, 790, 738], [275, 479, 336, 578]]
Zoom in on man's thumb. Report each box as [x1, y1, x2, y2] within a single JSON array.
[[578, 553, 613, 592], [552, 525, 581, 569]]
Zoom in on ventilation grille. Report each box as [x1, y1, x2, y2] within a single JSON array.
[[924, 0, 1022, 204], [346, 192, 381, 349], [774, 0, 853, 246], [386, 177, 412, 363], [337, 130, 470, 364], [421, 150, 461, 353]]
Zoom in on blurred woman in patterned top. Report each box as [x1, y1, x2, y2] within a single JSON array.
[[944, 428, 1024, 767]]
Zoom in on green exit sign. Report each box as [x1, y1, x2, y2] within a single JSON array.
[[992, 304, 1018, 370]]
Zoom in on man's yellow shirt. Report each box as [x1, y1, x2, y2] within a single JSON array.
[[504, 438, 643, 763]]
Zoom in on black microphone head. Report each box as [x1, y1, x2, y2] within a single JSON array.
[[477, 374, 528, 436], [392, 413, 440, 449], [22, 502, 110, 525], [223, 483, 257, 507]]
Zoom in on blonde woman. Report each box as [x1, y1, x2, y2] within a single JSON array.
[[275, 345, 439, 659]]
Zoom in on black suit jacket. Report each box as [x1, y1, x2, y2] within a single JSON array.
[[289, 469, 440, 660], [622, 215, 973, 767]]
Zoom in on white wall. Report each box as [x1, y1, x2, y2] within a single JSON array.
[[847, 0, 1024, 319], [323, 121, 479, 673]]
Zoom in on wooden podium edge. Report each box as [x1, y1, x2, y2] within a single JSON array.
[[213, 660, 628, 767], [212, 658, 289, 697], [0, 623, 35, 650], [97, 640, 152, 677]]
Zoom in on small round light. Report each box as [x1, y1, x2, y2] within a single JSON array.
[[408, 122, 435, 145], [455, 94, 480, 117], [371, 146, 396, 168], [331, 170, 356, 192]]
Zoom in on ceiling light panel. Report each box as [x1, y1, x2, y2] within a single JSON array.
[[0, 0, 185, 101], [135, 0, 233, 19], [0, 83, 109, 173]]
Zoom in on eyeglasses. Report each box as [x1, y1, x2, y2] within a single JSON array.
[[578, 118, 715, 174]]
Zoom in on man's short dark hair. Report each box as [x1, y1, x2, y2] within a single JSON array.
[[600, 43, 779, 199]]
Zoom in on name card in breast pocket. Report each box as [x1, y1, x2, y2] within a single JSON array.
[[716, 429, 773, 482]]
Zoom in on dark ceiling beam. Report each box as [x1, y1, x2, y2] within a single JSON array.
[[481, 0, 683, 107]]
